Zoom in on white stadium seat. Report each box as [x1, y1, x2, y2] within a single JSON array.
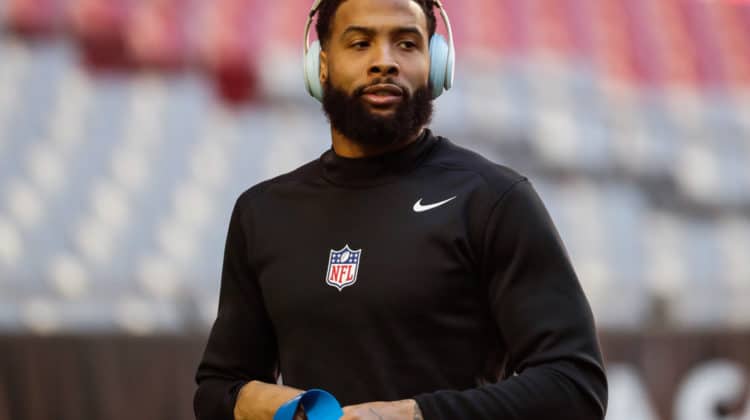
[[1, 20, 749, 332]]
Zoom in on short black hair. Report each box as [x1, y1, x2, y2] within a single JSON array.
[[315, 0, 438, 50]]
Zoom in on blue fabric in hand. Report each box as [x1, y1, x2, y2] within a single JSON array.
[[274, 389, 343, 420]]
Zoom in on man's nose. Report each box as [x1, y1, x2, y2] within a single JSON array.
[[368, 46, 399, 77]]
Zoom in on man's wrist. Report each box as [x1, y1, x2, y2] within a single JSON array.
[[234, 380, 305, 420]]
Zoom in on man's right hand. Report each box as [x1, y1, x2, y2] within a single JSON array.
[[234, 380, 306, 420]]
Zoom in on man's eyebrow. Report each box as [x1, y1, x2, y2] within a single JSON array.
[[340, 25, 376, 40], [340, 25, 425, 40], [391, 26, 424, 39]]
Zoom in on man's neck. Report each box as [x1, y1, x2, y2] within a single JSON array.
[[330, 126, 425, 158]]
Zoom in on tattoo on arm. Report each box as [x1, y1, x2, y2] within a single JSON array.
[[368, 408, 384, 420], [413, 401, 424, 420]]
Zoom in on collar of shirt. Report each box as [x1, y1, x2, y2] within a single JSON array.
[[318, 128, 440, 188]]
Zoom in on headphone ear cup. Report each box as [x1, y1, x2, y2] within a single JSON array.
[[428, 33, 450, 99], [304, 40, 324, 102]]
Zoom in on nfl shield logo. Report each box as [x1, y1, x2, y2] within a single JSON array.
[[325, 244, 362, 291]]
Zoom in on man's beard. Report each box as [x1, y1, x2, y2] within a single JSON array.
[[321, 78, 434, 148]]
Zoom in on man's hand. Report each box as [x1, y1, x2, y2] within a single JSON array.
[[234, 380, 305, 420], [340, 399, 422, 420]]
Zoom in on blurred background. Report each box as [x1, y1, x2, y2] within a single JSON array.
[[0, 0, 748, 419]]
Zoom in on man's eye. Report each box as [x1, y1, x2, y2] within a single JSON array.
[[352, 41, 370, 48], [399, 41, 417, 49]]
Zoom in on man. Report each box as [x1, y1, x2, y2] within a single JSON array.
[[194, 0, 608, 419]]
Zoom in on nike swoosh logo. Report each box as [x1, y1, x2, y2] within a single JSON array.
[[413, 196, 457, 213]]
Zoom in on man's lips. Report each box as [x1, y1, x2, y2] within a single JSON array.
[[360, 83, 403, 107]]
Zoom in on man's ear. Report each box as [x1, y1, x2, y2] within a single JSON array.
[[319, 49, 328, 85]]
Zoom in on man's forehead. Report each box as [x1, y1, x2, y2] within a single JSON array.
[[332, 0, 428, 36]]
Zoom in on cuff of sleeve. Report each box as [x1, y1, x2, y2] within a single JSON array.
[[229, 380, 249, 416], [413, 393, 439, 420]]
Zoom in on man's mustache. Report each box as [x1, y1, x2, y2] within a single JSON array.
[[354, 79, 409, 97]]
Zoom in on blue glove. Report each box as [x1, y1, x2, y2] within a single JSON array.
[[274, 389, 344, 420]]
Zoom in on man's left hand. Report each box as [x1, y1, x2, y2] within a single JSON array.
[[340, 399, 420, 420]]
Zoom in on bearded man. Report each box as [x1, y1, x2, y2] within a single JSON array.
[[194, 1, 608, 419]]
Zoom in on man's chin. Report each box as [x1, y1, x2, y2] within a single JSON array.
[[365, 106, 398, 118]]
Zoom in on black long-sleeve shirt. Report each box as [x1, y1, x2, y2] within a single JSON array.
[[194, 128, 608, 420]]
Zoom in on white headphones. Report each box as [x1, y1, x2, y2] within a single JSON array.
[[303, 0, 455, 102]]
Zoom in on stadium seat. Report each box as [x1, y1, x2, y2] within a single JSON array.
[[70, 0, 133, 68], [1, 1, 750, 333], [5, 0, 62, 35], [126, 0, 191, 69]]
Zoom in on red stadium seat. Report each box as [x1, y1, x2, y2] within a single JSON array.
[[529, 0, 575, 57], [587, 0, 641, 86], [710, 2, 750, 87], [69, 0, 134, 69], [266, 0, 310, 49], [198, 0, 265, 104], [6, 0, 63, 36], [652, 0, 701, 88], [679, 0, 727, 88], [563, 0, 596, 57], [126, 0, 191, 70]]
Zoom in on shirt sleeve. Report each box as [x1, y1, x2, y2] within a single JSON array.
[[414, 179, 608, 420], [194, 196, 279, 420]]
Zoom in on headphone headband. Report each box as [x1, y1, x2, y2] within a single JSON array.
[[432, 1, 454, 66], [304, 0, 323, 56]]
